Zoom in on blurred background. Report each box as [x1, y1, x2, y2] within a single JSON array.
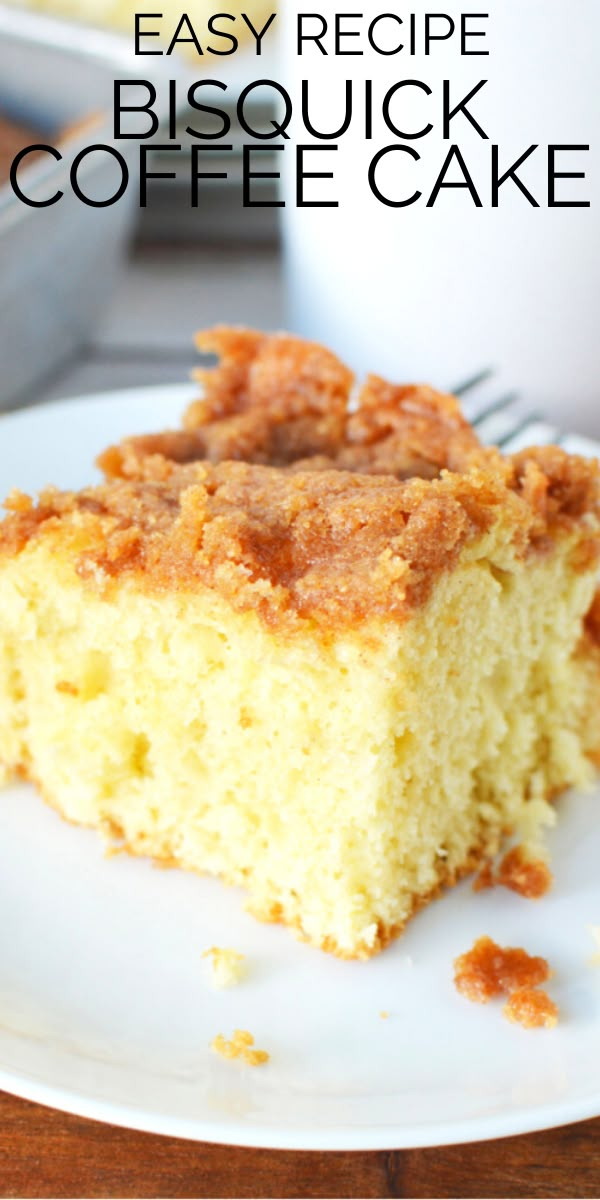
[[0, 0, 283, 409], [1, 0, 599, 444]]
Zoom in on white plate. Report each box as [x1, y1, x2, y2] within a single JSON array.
[[1, 385, 600, 1150]]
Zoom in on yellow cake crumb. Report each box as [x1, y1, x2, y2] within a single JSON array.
[[202, 946, 245, 988], [379, 1010, 390, 1019], [211, 1029, 269, 1066]]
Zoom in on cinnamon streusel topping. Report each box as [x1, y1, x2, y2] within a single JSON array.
[[2, 442, 598, 634], [3, 329, 600, 632], [99, 327, 490, 482]]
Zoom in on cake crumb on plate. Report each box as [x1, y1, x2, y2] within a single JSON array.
[[203, 946, 245, 989], [503, 987, 559, 1029], [473, 846, 553, 899], [211, 1029, 269, 1066], [454, 937, 558, 1030], [454, 936, 551, 1003]]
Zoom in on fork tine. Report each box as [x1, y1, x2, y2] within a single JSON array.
[[496, 413, 545, 448], [446, 369, 598, 454], [471, 391, 520, 428], [451, 367, 495, 397], [497, 418, 559, 452], [452, 369, 519, 425]]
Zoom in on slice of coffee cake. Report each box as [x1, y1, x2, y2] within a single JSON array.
[[1, 331, 599, 958]]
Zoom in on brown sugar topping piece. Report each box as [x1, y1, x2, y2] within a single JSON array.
[[509, 445, 600, 559], [472, 861, 495, 892], [184, 326, 353, 467], [337, 374, 486, 479], [496, 846, 553, 899], [188, 327, 354, 425], [454, 936, 551, 1003], [473, 846, 553, 899], [99, 328, 353, 476], [503, 987, 559, 1030]]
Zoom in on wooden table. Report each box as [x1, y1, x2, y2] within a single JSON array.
[[2, 1091, 599, 1197], [3, 240, 599, 1199]]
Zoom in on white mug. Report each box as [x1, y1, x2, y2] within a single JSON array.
[[281, 1, 600, 431]]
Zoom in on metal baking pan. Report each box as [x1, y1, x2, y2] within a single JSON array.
[[0, 6, 150, 410]]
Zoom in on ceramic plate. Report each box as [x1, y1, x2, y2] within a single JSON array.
[[1, 386, 599, 1149]]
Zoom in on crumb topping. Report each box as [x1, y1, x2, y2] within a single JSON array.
[[473, 846, 553, 899], [2, 328, 599, 632], [202, 945, 245, 988], [503, 986, 559, 1030], [99, 327, 490, 482], [0, 462, 522, 630], [454, 936, 551, 1003], [211, 1029, 269, 1066]]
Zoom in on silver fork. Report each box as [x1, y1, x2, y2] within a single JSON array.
[[451, 369, 600, 458]]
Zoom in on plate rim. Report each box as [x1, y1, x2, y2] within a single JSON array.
[[1, 1062, 599, 1150], [0, 379, 198, 426]]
